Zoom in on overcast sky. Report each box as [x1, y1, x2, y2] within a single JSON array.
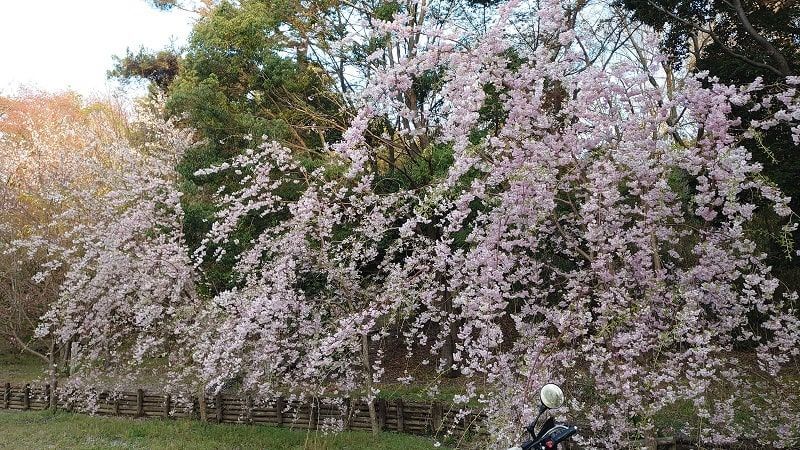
[[0, 0, 195, 96]]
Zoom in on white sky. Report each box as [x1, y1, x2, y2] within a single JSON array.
[[0, 0, 195, 97]]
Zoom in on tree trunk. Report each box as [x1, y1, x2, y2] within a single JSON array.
[[48, 339, 58, 409], [438, 264, 459, 378], [438, 325, 457, 377], [59, 338, 74, 376], [360, 332, 381, 435], [198, 388, 208, 422]]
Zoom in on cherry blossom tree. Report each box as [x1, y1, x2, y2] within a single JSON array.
[[191, 0, 800, 446], [4, 96, 199, 402], [35, 115, 199, 391], [0, 91, 134, 388]]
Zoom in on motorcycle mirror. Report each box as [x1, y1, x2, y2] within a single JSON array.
[[539, 383, 564, 409]]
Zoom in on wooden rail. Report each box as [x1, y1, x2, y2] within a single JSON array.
[[0, 382, 486, 437]]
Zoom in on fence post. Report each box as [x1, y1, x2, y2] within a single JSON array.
[[199, 394, 208, 422], [190, 395, 198, 420], [215, 393, 223, 423], [310, 397, 319, 430], [343, 397, 352, 430], [136, 389, 144, 417], [275, 396, 285, 427], [114, 396, 120, 416], [431, 400, 443, 433], [44, 384, 51, 410], [396, 399, 405, 433], [50, 381, 58, 410], [23, 384, 30, 410], [163, 394, 171, 419], [644, 430, 658, 450], [3, 383, 8, 409], [377, 398, 387, 431], [245, 395, 253, 424]]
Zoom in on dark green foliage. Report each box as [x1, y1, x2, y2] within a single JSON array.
[[169, 0, 343, 153], [469, 48, 526, 143], [405, 144, 454, 188], [374, 0, 400, 21], [617, 0, 797, 78], [412, 68, 445, 112], [109, 47, 181, 91]]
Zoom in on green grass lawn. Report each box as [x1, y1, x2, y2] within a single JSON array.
[[0, 410, 444, 450]]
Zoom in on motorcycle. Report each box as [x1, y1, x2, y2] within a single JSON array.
[[507, 383, 578, 450]]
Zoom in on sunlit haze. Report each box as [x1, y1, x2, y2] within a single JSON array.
[[0, 0, 194, 96]]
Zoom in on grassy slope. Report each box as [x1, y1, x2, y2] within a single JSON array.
[[0, 353, 47, 385], [0, 410, 444, 450], [0, 353, 473, 402]]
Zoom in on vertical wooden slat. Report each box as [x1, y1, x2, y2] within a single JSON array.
[[245, 395, 253, 424], [310, 397, 319, 430], [44, 384, 51, 410], [344, 397, 352, 430], [23, 384, 30, 410], [215, 393, 223, 423], [377, 398, 387, 430], [431, 400, 442, 432], [114, 396, 120, 416], [163, 394, 171, 419], [190, 395, 198, 420], [199, 394, 208, 422], [50, 381, 58, 411], [3, 383, 8, 409], [276, 396, 285, 427], [136, 389, 144, 417], [396, 399, 404, 433]]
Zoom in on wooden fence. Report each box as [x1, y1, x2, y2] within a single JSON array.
[[1, 381, 701, 449], [1, 382, 485, 437]]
